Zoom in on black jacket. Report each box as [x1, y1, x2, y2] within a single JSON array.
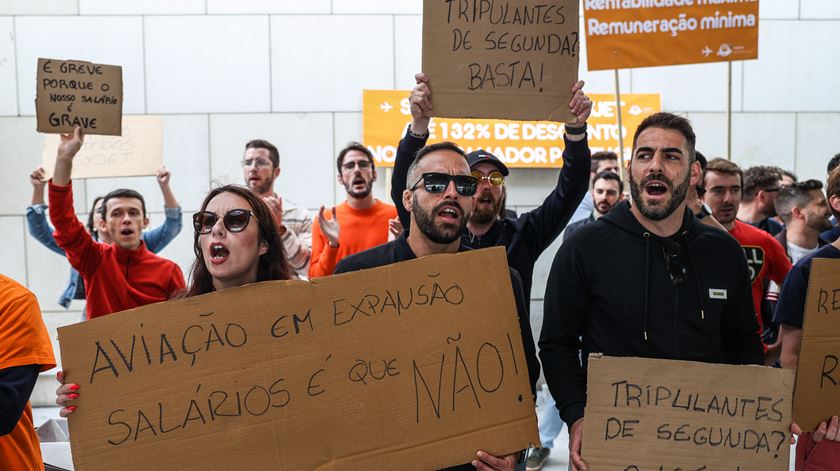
[[539, 201, 763, 429], [335, 235, 539, 471], [391, 130, 591, 304], [562, 213, 595, 243]]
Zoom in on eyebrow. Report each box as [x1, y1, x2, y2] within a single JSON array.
[[635, 146, 685, 155]]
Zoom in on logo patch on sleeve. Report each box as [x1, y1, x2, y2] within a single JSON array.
[[709, 289, 728, 300]]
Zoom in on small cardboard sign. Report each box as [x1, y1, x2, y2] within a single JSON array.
[[362, 90, 660, 168], [36, 58, 123, 136], [583, 1, 759, 71], [422, 0, 579, 122], [793, 258, 840, 431], [41, 116, 162, 180], [58, 247, 539, 471], [583, 355, 793, 471]]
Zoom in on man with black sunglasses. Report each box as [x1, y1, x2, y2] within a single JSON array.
[[335, 141, 540, 471], [391, 73, 592, 307], [540, 113, 764, 471]]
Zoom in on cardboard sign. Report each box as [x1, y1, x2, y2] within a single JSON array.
[[793, 258, 840, 431], [583, 355, 794, 471], [58, 247, 539, 471], [363, 90, 660, 168], [41, 116, 163, 180], [36, 58, 123, 136], [422, 0, 580, 122], [584, 0, 759, 71]]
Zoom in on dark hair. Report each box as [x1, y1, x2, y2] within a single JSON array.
[[828, 153, 840, 175], [704, 158, 744, 188], [780, 169, 798, 183], [183, 184, 291, 298], [776, 179, 823, 223], [742, 166, 783, 201], [632, 112, 696, 163], [245, 139, 280, 168], [591, 151, 619, 173], [592, 170, 624, 194], [336, 142, 374, 173], [99, 189, 146, 220], [86, 195, 104, 240], [827, 168, 840, 220], [407, 141, 467, 185]]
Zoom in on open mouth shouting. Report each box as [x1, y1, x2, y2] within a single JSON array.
[[209, 242, 230, 265], [351, 176, 367, 188], [435, 202, 462, 224], [119, 228, 135, 238], [643, 178, 671, 201]]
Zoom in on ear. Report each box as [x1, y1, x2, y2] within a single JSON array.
[[98, 217, 108, 232], [689, 160, 701, 187], [142, 217, 150, 229], [372, 168, 378, 183], [403, 189, 414, 213], [258, 240, 268, 256], [790, 206, 803, 221], [273, 166, 281, 179], [830, 195, 840, 215], [337, 172, 344, 185]]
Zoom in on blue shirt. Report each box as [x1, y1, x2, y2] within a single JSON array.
[[773, 244, 840, 328], [25, 204, 183, 309]]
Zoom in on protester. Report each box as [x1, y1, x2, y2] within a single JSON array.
[[336, 141, 539, 471], [780, 169, 798, 188], [26, 165, 182, 312], [0, 274, 56, 471], [820, 154, 840, 243], [540, 112, 763, 471], [702, 158, 792, 358], [775, 168, 840, 469], [309, 142, 396, 278], [775, 180, 832, 261], [48, 127, 184, 319], [737, 165, 784, 235], [393, 73, 592, 305], [684, 151, 726, 231], [57, 184, 292, 415], [241, 139, 312, 278], [563, 171, 622, 241]]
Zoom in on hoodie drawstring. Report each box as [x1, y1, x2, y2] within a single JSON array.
[[683, 231, 707, 321], [643, 232, 651, 341]]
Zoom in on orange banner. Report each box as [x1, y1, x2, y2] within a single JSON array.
[[363, 90, 661, 168], [584, 0, 759, 71]]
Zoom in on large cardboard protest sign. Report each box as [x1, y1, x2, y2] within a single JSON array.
[[363, 90, 659, 168], [41, 116, 163, 180], [422, 0, 579, 122], [57, 247, 539, 471], [36, 58, 123, 136], [793, 258, 840, 431], [583, 355, 794, 471], [584, 0, 759, 71]]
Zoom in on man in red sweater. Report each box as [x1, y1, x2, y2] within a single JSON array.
[[48, 127, 185, 319], [309, 142, 397, 278], [702, 158, 792, 360]]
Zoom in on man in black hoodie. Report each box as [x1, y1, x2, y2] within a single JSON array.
[[539, 112, 763, 471]]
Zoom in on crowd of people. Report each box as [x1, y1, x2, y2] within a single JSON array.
[[1, 74, 839, 471]]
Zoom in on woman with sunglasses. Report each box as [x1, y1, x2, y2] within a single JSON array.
[[56, 184, 291, 416]]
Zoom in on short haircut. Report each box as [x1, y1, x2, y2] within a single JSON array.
[[780, 169, 798, 182], [407, 141, 467, 186], [99, 189, 146, 220], [827, 167, 840, 219], [245, 139, 280, 168], [828, 153, 840, 175], [591, 151, 618, 173], [742, 165, 783, 201], [336, 142, 375, 173], [776, 179, 823, 224], [704, 158, 744, 188], [632, 112, 696, 163], [592, 170, 624, 194]]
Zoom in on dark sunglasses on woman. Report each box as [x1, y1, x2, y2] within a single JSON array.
[[193, 209, 257, 234], [409, 172, 478, 196]]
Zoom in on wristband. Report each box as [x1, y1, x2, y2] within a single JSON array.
[[564, 122, 587, 135], [407, 124, 429, 139]]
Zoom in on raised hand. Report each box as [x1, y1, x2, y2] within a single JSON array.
[[568, 80, 592, 126], [318, 205, 340, 248]]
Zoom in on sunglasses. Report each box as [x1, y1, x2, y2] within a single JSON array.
[[661, 238, 687, 285], [409, 172, 478, 196], [471, 170, 505, 187], [193, 209, 257, 235]]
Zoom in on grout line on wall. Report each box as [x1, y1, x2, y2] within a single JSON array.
[[21, 216, 30, 287], [206, 114, 212, 181], [11, 17, 20, 117], [740, 60, 746, 112], [331, 112, 337, 203], [141, 16, 148, 114], [793, 113, 799, 171], [392, 15, 397, 88], [268, 15, 273, 111]]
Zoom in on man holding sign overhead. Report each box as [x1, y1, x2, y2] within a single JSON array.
[[540, 112, 763, 470]]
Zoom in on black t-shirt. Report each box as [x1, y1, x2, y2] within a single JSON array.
[[773, 244, 840, 328]]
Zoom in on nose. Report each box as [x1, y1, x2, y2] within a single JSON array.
[[442, 179, 460, 199], [211, 216, 226, 236], [647, 152, 665, 173]]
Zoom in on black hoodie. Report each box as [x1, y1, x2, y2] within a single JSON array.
[[539, 201, 764, 428]]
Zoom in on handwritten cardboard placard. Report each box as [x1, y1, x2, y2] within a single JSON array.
[[58, 247, 539, 471], [583, 0, 759, 71], [363, 90, 660, 168], [422, 0, 579, 122], [583, 355, 793, 471], [36, 58, 123, 136], [41, 116, 163, 180], [793, 258, 840, 431]]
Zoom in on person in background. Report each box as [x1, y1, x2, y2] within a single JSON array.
[[737, 165, 784, 236], [820, 154, 840, 243]]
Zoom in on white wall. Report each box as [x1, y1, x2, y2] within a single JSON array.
[[1, 0, 838, 367]]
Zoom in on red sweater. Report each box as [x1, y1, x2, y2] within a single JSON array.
[[309, 200, 397, 278], [797, 433, 840, 470], [49, 181, 185, 319]]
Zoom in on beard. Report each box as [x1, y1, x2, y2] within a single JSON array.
[[806, 212, 833, 232], [413, 194, 468, 244], [629, 171, 690, 221], [470, 190, 500, 224], [343, 175, 373, 199], [595, 199, 616, 215], [249, 178, 273, 196]]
